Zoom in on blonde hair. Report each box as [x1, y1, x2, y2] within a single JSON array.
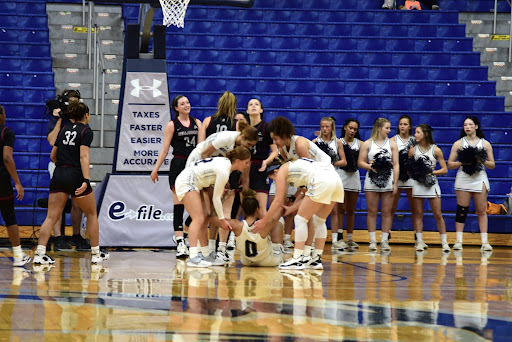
[[213, 91, 237, 120], [320, 117, 336, 140], [370, 117, 390, 141], [225, 146, 251, 162]]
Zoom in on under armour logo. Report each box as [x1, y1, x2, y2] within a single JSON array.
[[130, 79, 163, 97]]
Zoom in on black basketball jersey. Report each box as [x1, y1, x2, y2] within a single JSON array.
[[252, 121, 272, 161], [0, 125, 15, 169], [171, 116, 199, 157], [205, 115, 235, 137], [55, 123, 93, 167]]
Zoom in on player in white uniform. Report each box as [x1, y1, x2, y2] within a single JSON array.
[[312, 117, 348, 250], [186, 121, 258, 167], [253, 158, 344, 270], [358, 118, 399, 252], [268, 116, 332, 257], [447, 116, 495, 251], [209, 188, 284, 267], [409, 124, 450, 252], [333, 118, 362, 250], [175, 146, 251, 267], [391, 115, 417, 237]]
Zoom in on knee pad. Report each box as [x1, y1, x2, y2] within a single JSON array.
[[278, 217, 285, 227], [313, 215, 327, 239], [184, 215, 193, 227], [455, 205, 469, 223], [173, 205, 184, 231], [294, 215, 309, 242]]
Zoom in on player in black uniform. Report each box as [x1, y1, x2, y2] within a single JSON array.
[[202, 91, 237, 137], [0, 105, 31, 266], [246, 99, 278, 218], [33, 101, 109, 265], [151, 95, 203, 258]]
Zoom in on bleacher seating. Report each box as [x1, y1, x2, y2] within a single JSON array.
[[0, 1, 55, 226], [120, 0, 512, 233]]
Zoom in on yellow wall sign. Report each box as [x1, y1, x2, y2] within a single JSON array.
[[73, 27, 97, 33], [491, 35, 510, 40]]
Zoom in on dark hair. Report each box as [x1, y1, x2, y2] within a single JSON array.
[[341, 118, 361, 140], [68, 101, 89, 121], [0, 104, 4, 116], [397, 114, 413, 136], [64, 90, 81, 100], [459, 116, 485, 139], [416, 124, 435, 146], [237, 121, 259, 141], [247, 98, 264, 119], [266, 158, 285, 176], [269, 116, 295, 138], [226, 146, 251, 162], [171, 95, 187, 117], [241, 188, 259, 217]]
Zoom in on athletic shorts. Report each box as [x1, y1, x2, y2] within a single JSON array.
[[0, 169, 14, 199], [0, 170, 16, 226], [50, 166, 92, 198], [168, 157, 187, 188], [249, 162, 270, 193]]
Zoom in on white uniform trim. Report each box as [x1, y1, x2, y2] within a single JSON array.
[[236, 220, 283, 266], [395, 135, 415, 189], [337, 138, 361, 192], [454, 137, 490, 193], [283, 135, 331, 164], [186, 131, 240, 167], [363, 138, 394, 192], [412, 144, 441, 198]]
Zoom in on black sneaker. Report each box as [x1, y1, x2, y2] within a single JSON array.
[[53, 236, 73, 251], [68, 234, 91, 251]]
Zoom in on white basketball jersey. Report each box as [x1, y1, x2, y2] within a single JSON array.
[[283, 135, 331, 163]]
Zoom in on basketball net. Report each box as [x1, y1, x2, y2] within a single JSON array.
[[159, 0, 191, 28]]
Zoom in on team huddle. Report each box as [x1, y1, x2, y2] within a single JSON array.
[[150, 91, 496, 270]]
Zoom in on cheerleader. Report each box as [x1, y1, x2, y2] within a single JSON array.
[[447, 116, 495, 251], [151, 95, 203, 258], [33, 102, 109, 265], [358, 118, 399, 251], [334, 118, 362, 250], [311, 117, 348, 249], [391, 115, 417, 230], [253, 158, 344, 270], [175, 146, 252, 267], [409, 124, 450, 252]]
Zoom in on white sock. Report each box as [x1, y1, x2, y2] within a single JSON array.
[[208, 239, 216, 252], [440, 234, 447, 244], [347, 233, 353, 241], [304, 245, 312, 256], [91, 246, 100, 254], [416, 232, 423, 242], [381, 232, 389, 242], [293, 248, 303, 259], [456, 231, 463, 242], [314, 249, 323, 257], [12, 245, 22, 257], [369, 232, 376, 242], [190, 247, 199, 258], [201, 246, 210, 256], [481, 233, 488, 244], [218, 242, 227, 253], [331, 233, 338, 242], [284, 234, 291, 241], [36, 245, 46, 256]]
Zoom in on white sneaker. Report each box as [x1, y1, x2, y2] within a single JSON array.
[[33, 253, 55, 265], [227, 233, 236, 251], [347, 240, 359, 249], [13, 253, 31, 267], [283, 239, 294, 249], [187, 253, 212, 268], [204, 251, 226, 266], [442, 243, 451, 253], [481, 242, 493, 251], [279, 256, 305, 270], [91, 250, 110, 263], [452, 241, 463, 250], [369, 241, 377, 251], [332, 240, 348, 250], [420, 241, 428, 249], [176, 241, 189, 258], [304, 254, 323, 270], [380, 240, 391, 251], [415, 241, 425, 251]]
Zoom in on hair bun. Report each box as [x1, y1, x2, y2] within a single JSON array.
[[242, 188, 257, 199]]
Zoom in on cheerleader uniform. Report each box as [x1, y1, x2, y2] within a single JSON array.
[[395, 135, 415, 189], [282, 135, 331, 164], [186, 130, 240, 167], [168, 116, 199, 188], [236, 220, 283, 267], [363, 138, 394, 192], [411, 144, 441, 198], [287, 159, 344, 204], [454, 137, 490, 192], [337, 138, 361, 192]]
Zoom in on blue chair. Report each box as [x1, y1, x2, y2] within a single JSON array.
[[271, 37, 300, 49], [353, 96, 382, 110], [444, 39, 473, 52], [316, 81, 345, 93], [352, 24, 380, 37], [324, 11, 347, 22], [407, 25, 436, 38], [223, 64, 251, 77], [324, 24, 351, 36], [0, 2, 16, 13], [296, 23, 324, 35], [193, 63, 223, 76], [404, 82, 433, 95], [458, 67, 488, 80], [242, 36, 273, 49], [391, 52, 419, 66], [473, 97, 504, 111], [286, 80, 315, 93], [0, 73, 23, 86], [305, 52, 334, 64], [167, 62, 193, 76], [275, 51, 303, 64], [367, 52, 392, 65], [415, 39, 443, 52], [300, 38, 329, 50], [339, 66, 369, 79], [185, 35, 215, 48], [422, 53, 450, 66], [18, 30, 49, 43], [345, 81, 375, 94], [335, 52, 363, 65], [185, 21, 212, 33], [386, 39, 413, 52], [443, 97, 473, 111], [252, 64, 282, 77], [382, 96, 411, 110], [249, 50, 277, 63], [321, 96, 351, 110], [435, 82, 465, 95], [169, 78, 196, 91], [465, 82, 496, 96], [228, 79, 256, 92], [211, 22, 240, 34], [329, 38, 357, 50], [167, 49, 189, 61], [23, 74, 54, 87], [190, 49, 220, 62], [411, 96, 442, 111], [21, 44, 51, 57], [429, 67, 457, 80], [215, 36, 243, 49], [256, 80, 285, 93], [359, 38, 386, 51], [280, 65, 309, 78], [371, 66, 398, 80], [23, 58, 52, 72], [375, 81, 404, 95]]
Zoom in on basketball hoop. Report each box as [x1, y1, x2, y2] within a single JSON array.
[[159, 0, 191, 28]]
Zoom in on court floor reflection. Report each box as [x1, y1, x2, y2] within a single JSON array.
[[0, 245, 511, 341]]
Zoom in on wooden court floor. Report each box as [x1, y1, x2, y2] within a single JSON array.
[[0, 244, 511, 341]]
